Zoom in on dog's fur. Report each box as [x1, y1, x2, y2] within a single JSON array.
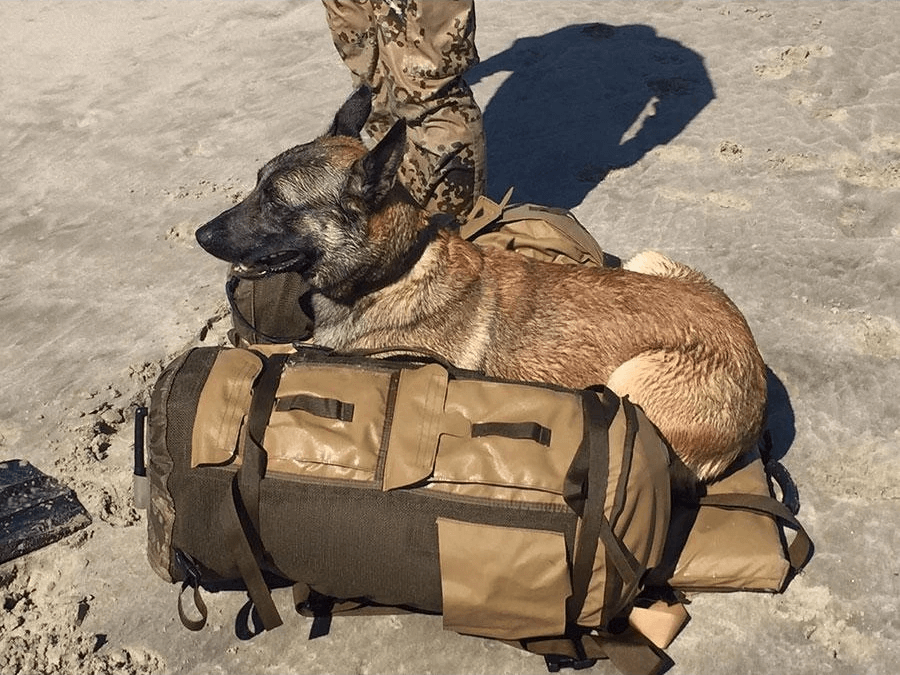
[[196, 88, 768, 484]]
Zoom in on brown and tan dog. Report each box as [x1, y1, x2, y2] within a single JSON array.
[[196, 88, 767, 484]]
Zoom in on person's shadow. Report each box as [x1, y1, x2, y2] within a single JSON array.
[[468, 23, 715, 208]]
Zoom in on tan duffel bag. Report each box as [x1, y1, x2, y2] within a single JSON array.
[[136, 341, 810, 675]]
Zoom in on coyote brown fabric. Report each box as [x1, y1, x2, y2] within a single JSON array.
[[460, 194, 608, 269], [669, 451, 792, 592], [191, 349, 263, 468], [437, 518, 571, 640]]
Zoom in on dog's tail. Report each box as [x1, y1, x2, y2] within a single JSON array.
[[622, 250, 708, 284]]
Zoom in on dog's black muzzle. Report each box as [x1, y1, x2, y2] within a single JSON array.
[[196, 211, 313, 280]]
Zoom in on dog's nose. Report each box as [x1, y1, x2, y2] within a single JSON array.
[[195, 223, 215, 251]]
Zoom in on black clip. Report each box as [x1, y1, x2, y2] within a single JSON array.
[[175, 549, 202, 587], [543, 633, 597, 672], [544, 655, 598, 672]]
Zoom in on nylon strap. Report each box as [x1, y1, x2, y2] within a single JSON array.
[[276, 393, 355, 421], [565, 391, 615, 626], [220, 477, 283, 630], [240, 352, 288, 531], [177, 580, 208, 631], [699, 492, 814, 570], [458, 188, 515, 240], [588, 629, 671, 675], [216, 351, 290, 631], [471, 421, 552, 446], [566, 390, 645, 630]]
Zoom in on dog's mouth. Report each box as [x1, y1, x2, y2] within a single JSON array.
[[231, 250, 306, 279]]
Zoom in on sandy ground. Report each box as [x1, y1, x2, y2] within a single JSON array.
[[1, 1, 898, 673]]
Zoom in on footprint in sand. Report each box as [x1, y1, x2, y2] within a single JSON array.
[[754, 45, 834, 80]]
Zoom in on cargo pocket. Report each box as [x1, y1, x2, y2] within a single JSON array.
[[264, 364, 392, 482], [436, 518, 571, 640], [429, 380, 584, 505], [191, 349, 263, 468]]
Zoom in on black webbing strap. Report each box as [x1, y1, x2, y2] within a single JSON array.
[[587, 629, 672, 675], [220, 478, 283, 630], [240, 352, 288, 532], [521, 628, 669, 675], [471, 421, 552, 446], [565, 392, 611, 624], [218, 352, 289, 631], [565, 390, 644, 627], [276, 393, 355, 421], [698, 492, 814, 570]]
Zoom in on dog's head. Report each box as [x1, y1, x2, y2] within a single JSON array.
[[195, 87, 410, 290]]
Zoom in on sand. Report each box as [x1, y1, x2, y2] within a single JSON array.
[[1, 1, 898, 673]]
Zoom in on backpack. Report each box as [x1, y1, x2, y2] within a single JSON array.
[[139, 344, 677, 674]]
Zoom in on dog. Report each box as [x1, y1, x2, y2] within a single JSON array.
[[196, 87, 768, 485]]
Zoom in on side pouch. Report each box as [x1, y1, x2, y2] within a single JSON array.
[[665, 450, 812, 592], [437, 518, 572, 640]]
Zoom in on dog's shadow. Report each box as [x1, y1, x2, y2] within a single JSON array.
[[468, 22, 715, 208], [765, 367, 796, 464]]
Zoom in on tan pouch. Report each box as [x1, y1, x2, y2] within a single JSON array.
[[191, 349, 264, 468], [437, 518, 572, 640], [191, 346, 393, 483], [461, 191, 609, 268], [669, 451, 803, 592], [382, 363, 585, 506]]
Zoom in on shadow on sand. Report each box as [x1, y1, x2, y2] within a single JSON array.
[[468, 22, 715, 209]]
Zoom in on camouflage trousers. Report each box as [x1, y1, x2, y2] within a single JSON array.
[[323, 0, 485, 218]]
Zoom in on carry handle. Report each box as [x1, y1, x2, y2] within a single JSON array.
[[338, 344, 459, 371], [276, 394, 355, 422], [472, 421, 552, 446]]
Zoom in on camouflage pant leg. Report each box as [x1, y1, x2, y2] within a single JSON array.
[[323, 0, 485, 219]]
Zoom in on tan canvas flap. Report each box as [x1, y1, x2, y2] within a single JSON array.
[[628, 600, 690, 650], [461, 194, 606, 268], [670, 451, 790, 591], [383, 364, 469, 491], [191, 349, 264, 468], [437, 518, 571, 640], [429, 380, 583, 505], [263, 363, 392, 482]]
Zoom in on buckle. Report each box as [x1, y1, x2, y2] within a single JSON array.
[[544, 654, 598, 672]]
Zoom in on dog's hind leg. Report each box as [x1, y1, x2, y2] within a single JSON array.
[[605, 350, 753, 485]]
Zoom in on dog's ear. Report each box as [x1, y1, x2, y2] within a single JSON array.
[[347, 120, 407, 210], [327, 86, 373, 138]]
